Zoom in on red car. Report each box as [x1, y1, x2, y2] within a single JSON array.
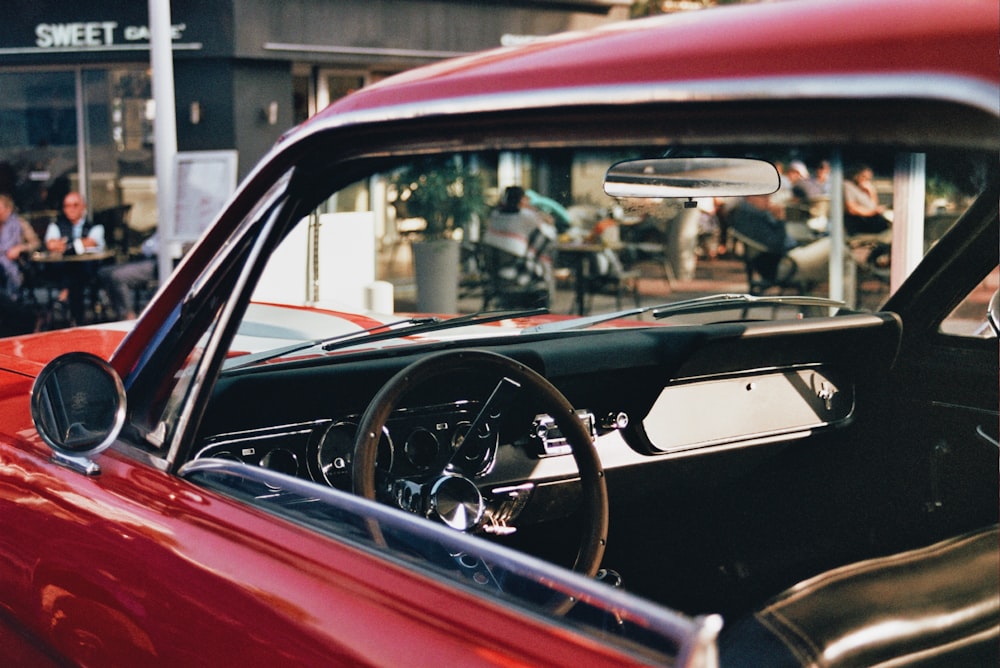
[[1, 0, 997, 665]]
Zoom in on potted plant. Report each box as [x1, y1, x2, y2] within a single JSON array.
[[391, 156, 487, 312]]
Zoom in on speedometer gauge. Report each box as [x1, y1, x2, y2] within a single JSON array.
[[316, 421, 392, 490]]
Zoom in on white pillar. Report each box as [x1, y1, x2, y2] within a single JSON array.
[[892, 153, 926, 290], [149, 0, 178, 283]]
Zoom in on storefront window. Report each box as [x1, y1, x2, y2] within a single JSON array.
[[0, 71, 78, 218], [0, 67, 155, 252]]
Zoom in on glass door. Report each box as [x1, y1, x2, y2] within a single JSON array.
[[0, 70, 78, 236], [0, 67, 154, 251]]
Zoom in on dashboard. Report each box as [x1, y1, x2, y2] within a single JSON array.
[[194, 314, 901, 532]]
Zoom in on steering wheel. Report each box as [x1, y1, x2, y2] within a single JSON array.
[[352, 349, 608, 577]]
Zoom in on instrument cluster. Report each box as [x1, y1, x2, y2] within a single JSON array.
[[194, 401, 500, 491]]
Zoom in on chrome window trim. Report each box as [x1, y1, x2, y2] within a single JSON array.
[[225, 73, 997, 240], [163, 190, 292, 469], [228, 73, 998, 200], [289, 73, 999, 140]]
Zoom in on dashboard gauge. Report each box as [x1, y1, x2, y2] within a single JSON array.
[[206, 449, 242, 461], [452, 420, 498, 475], [260, 448, 299, 476], [404, 427, 440, 469], [192, 443, 245, 463], [317, 422, 392, 490]]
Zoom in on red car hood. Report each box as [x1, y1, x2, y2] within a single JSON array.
[[228, 302, 591, 359], [0, 303, 591, 378], [0, 324, 131, 378]]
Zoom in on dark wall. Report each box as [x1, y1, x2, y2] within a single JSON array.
[[175, 60, 237, 153], [232, 0, 627, 67], [233, 62, 293, 177], [175, 58, 289, 177]]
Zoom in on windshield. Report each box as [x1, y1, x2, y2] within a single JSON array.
[[233, 144, 991, 364]]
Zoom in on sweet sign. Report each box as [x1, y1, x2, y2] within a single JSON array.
[[34, 21, 188, 48]]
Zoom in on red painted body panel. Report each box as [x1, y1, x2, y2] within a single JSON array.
[[0, 329, 127, 376], [0, 415, 646, 666]]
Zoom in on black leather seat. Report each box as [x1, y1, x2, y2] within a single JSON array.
[[719, 525, 999, 667]]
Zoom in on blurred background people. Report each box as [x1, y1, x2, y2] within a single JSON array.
[[44, 192, 106, 324], [483, 187, 556, 276], [98, 233, 158, 320], [482, 186, 557, 304], [0, 193, 38, 300], [786, 160, 824, 206], [843, 164, 891, 236], [45, 191, 104, 255], [726, 193, 834, 288]]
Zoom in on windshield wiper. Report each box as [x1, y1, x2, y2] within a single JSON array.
[[322, 307, 547, 351], [522, 294, 844, 334], [223, 316, 438, 371], [225, 308, 547, 371]]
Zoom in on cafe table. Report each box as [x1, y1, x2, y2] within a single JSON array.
[[26, 249, 117, 324], [555, 241, 624, 316]]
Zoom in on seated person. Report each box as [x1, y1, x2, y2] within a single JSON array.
[[44, 192, 106, 324], [482, 186, 557, 300], [586, 212, 627, 277], [726, 194, 834, 288], [843, 165, 892, 237], [0, 193, 39, 300], [786, 161, 824, 205], [45, 192, 105, 255], [98, 232, 158, 320]]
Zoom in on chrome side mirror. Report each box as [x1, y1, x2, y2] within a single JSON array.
[[31, 352, 126, 475]]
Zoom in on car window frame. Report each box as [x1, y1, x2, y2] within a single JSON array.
[[115, 171, 297, 469], [114, 95, 997, 471]]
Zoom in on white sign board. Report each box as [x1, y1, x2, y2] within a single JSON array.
[[172, 150, 238, 241], [253, 212, 378, 312]]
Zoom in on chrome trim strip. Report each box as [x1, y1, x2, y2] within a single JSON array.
[[287, 73, 999, 143], [229, 72, 996, 227]]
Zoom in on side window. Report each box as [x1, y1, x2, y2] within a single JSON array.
[[939, 266, 999, 338], [124, 172, 293, 455]]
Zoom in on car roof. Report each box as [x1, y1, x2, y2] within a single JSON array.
[[305, 0, 997, 128]]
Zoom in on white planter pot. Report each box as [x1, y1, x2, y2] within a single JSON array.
[[412, 238, 460, 313]]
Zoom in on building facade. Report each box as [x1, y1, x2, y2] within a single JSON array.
[[0, 0, 630, 241]]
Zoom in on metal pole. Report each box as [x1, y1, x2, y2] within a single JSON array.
[[149, 0, 178, 283], [73, 69, 88, 207]]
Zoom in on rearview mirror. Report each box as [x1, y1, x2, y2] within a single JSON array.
[[604, 157, 780, 199]]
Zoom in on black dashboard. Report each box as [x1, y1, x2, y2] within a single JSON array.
[[194, 313, 902, 530]]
